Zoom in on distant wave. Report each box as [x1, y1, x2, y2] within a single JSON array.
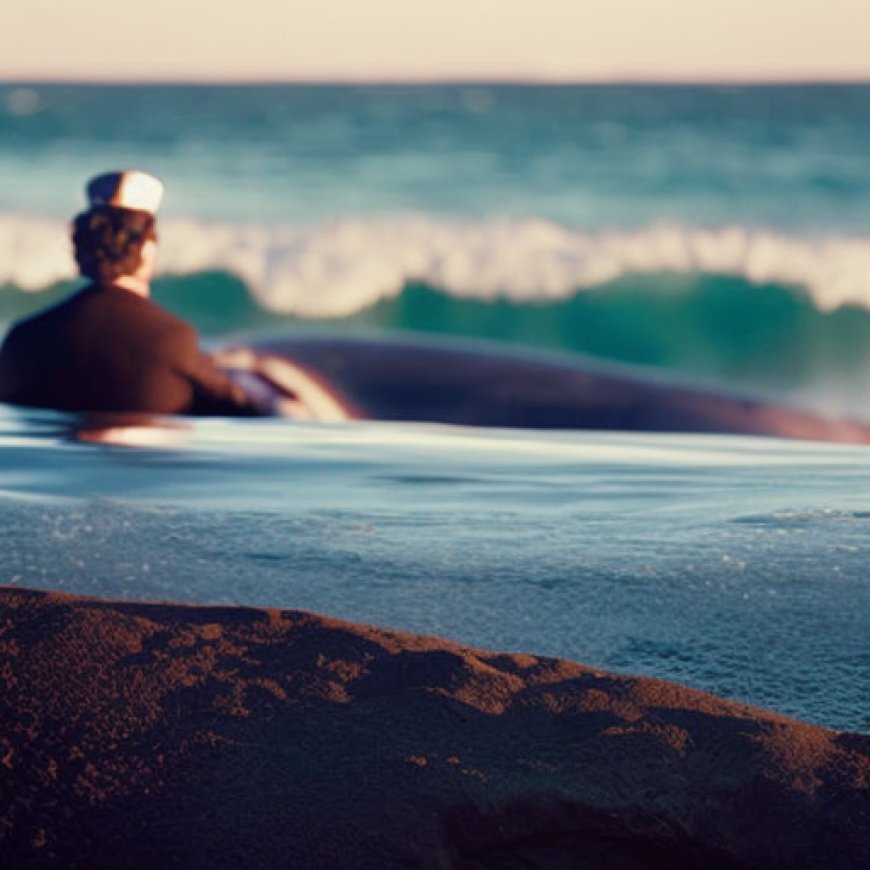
[[3, 213, 870, 316]]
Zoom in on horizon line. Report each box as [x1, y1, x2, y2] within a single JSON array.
[[3, 73, 870, 87]]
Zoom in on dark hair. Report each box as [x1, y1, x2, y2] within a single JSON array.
[[72, 205, 157, 283]]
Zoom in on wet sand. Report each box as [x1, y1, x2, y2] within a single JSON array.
[[1, 586, 868, 868]]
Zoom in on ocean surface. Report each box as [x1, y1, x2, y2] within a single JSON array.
[[1, 83, 869, 732]]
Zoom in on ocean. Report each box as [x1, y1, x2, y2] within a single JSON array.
[[1, 83, 868, 732]]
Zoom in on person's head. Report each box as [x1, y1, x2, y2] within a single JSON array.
[[72, 205, 157, 284], [72, 170, 164, 285]]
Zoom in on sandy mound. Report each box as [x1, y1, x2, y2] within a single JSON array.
[[1, 587, 867, 868]]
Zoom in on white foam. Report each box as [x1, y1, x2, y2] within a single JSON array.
[[0, 215, 75, 292], [4, 213, 870, 316]]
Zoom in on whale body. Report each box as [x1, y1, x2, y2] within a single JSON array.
[[245, 333, 870, 444]]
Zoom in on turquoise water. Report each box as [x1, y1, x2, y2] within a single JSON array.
[[2, 85, 870, 732], [3, 84, 870, 229], [4, 85, 870, 407]]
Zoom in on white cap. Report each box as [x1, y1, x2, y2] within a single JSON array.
[[86, 170, 164, 215]]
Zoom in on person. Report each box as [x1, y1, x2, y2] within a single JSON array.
[[0, 170, 349, 421]]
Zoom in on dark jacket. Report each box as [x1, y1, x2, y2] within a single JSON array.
[[0, 283, 264, 416]]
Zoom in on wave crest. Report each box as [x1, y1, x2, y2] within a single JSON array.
[[3, 213, 870, 317]]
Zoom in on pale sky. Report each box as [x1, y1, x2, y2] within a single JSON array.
[[2, 0, 869, 82]]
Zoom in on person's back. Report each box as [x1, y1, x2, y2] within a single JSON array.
[[0, 171, 265, 417], [0, 282, 257, 414]]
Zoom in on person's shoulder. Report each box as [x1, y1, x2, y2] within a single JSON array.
[[139, 301, 201, 357], [115, 293, 195, 339], [10, 283, 120, 330], [2, 290, 82, 342], [0, 320, 24, 360]]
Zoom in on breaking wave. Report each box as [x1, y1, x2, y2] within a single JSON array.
[[4, 213, 870, 317]]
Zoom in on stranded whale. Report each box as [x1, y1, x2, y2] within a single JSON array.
[[240, 333, 870, 443]]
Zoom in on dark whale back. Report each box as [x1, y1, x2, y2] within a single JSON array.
[[251, 334, 870, 443]]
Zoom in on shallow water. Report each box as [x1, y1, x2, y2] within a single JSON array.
[[1, 406, 867, 733]]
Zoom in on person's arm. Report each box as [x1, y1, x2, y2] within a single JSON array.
[[166, 327, 271, 417], [188, 352, 272, 416], [211, 347, 352, 421]]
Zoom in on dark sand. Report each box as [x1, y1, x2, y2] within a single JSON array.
[[1, 587, 868, 868]]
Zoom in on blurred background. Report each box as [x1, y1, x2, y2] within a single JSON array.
[[3, 2, 870, 415]]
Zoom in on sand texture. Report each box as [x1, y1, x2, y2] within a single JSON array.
[[1, 586, 868, 868]]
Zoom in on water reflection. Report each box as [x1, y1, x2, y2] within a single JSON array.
[[68, 413, 192, 448]]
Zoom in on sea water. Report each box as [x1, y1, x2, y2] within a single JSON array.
[[0, 84, 869, 732]]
